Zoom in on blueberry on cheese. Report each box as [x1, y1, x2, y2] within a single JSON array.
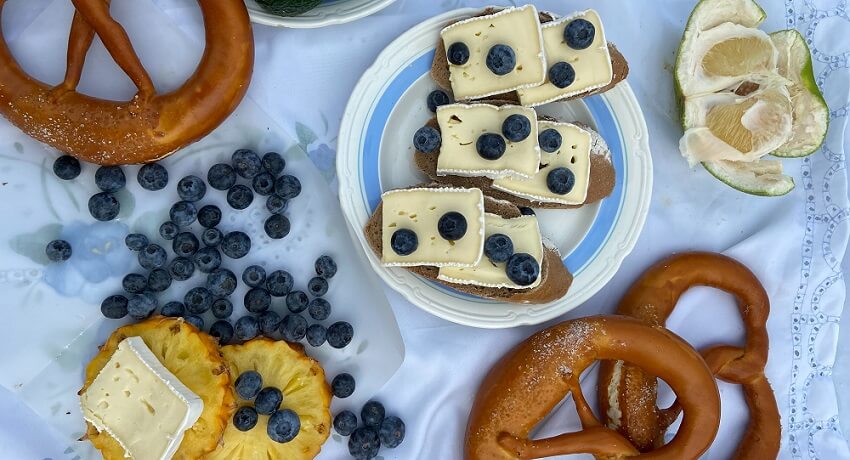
[[547, 167, 576, 195], [437, 212, 468, 240], [506, 252, 541, 286], [548, 61, 576, 89], [565, 18, 595, 50], [484, 234, 514, 263], [485, 44, 516, 76], [447, 42, 470, 65], [391, 229, 418, 256], [502, 114, 532, 142], [476, 133, 507, 160], [538, 128, 562, 153]]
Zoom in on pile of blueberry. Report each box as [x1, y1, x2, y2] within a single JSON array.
[[233, 370, 301, 443], [334, 400, 405, 459]]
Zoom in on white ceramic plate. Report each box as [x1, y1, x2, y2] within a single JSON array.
[[245, 0, 397, 28], [337, 8, 652, 328]]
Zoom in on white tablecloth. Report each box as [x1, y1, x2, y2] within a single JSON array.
[[0, 0, 849, 459]]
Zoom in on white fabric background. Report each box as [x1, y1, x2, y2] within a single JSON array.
[[0, 0, 848, 459]]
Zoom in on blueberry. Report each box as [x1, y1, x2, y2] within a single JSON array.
[[222, 231, 251, 259], [232, 148, 262, 178], [94, 166, 126, 192], [128, 293, 157, 320], [193, 247, 222, 273], [348, 427, 381, 460], [160, 301, 185, 317], [548, 62, 576, 89], [138, 244, 167, 270], [264, 214, 291, 240], [266, 195, 288, 214], [159, 221, 178, 240], [88, 192, 120, 221], [137, 163, 168, 191], [147, 269, 172, 292], [476, 133, 506, 160], [539, 128, 562, 153], [201, 228, 223, 247], [564, 18, 596, 50], [315, 255, 338, 279], [266, 270, 293, 297], [286, 291, 309, 313], [226, 184, 254, 210], [258, 311, 281, 335], [207, 163, 237, 190], [168, 256, 195, 281], [379, 416, 405, 448], [274, 175, 301, 200], [331, 373, 355, 398], [45, 239, 72, 262], [172, 232, 200, 258], [235, 371, 263, 400], [209, 320, 234, 344], [306, 324, 327, 346], [101, 295, 128, 319], [252, 172, 275, 196], [426, 89, 451, 112], [268, 409, 300, 443], [184, 315, 204, 330], [233, 406, 258, 432], [207, 268, 237, 297], [254, 387, 282, 415], [170, 201, 197, 227], [361, 401, 385, 428], [307, 298, 331, 320], [334, 410, 358, 436], [447, 42, 470, 65], [413, 126, 441, 154], [211, 298, 234, 319], [280, 314, 308, 342], [125, 233, 148, 251], [197, 205, 222, 228], [234, 315, 260, 341], [307, 277, 329, 297], [506, 253, 540, 286], [438, 212, 467, 240], [122, 273, 147, 294], [242, 265, 266, 288], [177, 175, 206, 202], [262, 151, 286, 176], [546, 167, 575, 195], [245, 288, 272, 313], [327, 321, 354, 349], [484, 234, 514, 263], [486, 44, 516, 75], [184, 287, 213, 314], [53, 155, 81, 180], [519, 207, 535, 216], [502, 114, 532, 142], [390, 229, 417, 256]]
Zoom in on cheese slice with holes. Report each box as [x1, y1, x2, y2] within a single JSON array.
[[80, 336, 203, 460]]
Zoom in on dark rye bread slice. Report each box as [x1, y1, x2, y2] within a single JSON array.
[[431, 8, 630, 103], [364, 184, 572, 304]]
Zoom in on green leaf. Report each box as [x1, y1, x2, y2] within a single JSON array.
[[332, 434, 342, 443], [9, 223, 62, 265], [295, 122, 318, 149], [115, 188, 136, 218], [285, 144, 307, 160], [357, 340, 368, 355], [321, 113, 330, 136], [132, 210, 166, 238], [13, 142, 23, 154]]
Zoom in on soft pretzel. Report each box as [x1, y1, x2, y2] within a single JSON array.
[[465, 315, 721, 459], [0, 0, 253, 165], [598, 252, 780, 459]]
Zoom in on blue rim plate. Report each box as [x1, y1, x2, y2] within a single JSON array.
[[245, 0, 398, 28]]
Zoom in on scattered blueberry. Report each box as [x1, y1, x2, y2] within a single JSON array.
[[268, 409, 300, 443], [242, 265, 266, 288], [361, 401, 385, 428], [232, 148, 262, 178], [486, 44, 516, 75], [172, 232, 200, 258], [207, 268, 237, 297], [137, 163, 168, 191], [252, 172, 275, 196], [306, 324, 327, 347], [506, 253, 540, 286], [258, 310, 281, 336], [379, 416, 405, 448], [255, 387, 283, 415], [177, 175, 206, 202], [101, 295, 128, 319], [211, 298, 234, 319], [262, 151, 286, 176], [94, 166, 126, 193], [426, 89, 451, 112], [334, 410, 358, 436], [519, 207, 536, 216], [327, 321, 354, 349], [226, 184, 254, 210], [234, 315, 260, 341], [484, 234, 514, 263], [244, 288, 272, 313], [222, 231, 251, 259], [548, 62, 576, 89], [209, 320, 234, 344], [235, 370, 263, 400], [266, 195, 288, 214], [88, 192, 120, 221], [502, 114, 532, 142], [138, 244, 167, 270], [539, 128, 563, 153], [438, 212, 467, 240], [53, 155, 81, 180], [233, 406, 258, 432], [207, 163, 236, 190], [193, 247, 222, 273], [184, 287, 213, 314], [170, 201, 198, 227], [159, 221, 178, 240], [280, 314, 308, 342], [315, 255, 337, 279], [168, 256, 195, 281], [447, 42, 470, 65], [546, 167, 576, 195], [128, 293, 157, 320], [331, 373, 355, 399], [160, 301, 185, 317], [307, 277, 329, 297], [565, 18, 596, 50], [122, 273, 147, 294], [125, 233, 148, 251], [286, 291, 309, 313], [348, 427, 381, 459], [184, 314, 204, 330], [197, 205, 222, 228], [147, 269, 172, 292], [390, 229, 417, 256], [476, 133, 506, 160], [413, 126, 441, 154], [308, 298, 331, 321], [201, 228, 223, 247], [45, 239, 72, 262], [274, 175, 301, 200], [265, 214, 290, 240], [266, 270, 293, 297]]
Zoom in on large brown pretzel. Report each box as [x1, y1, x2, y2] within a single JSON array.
[[465, 315, 721, 459], [0, 0, 253, 165], [598, 252, 780, 459]]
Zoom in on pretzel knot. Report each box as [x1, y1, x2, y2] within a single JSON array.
[[598, 252, 780, 459]]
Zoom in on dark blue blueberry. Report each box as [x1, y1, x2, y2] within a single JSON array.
[[437, 212, 467, 241], [315, 255, 337, 279], [348, 427, 380, 459], [170, 201, 197, 227], [197, 205, 222, 228], [413, 126, 441, 154], [125, 233, 148, 251], [258, 311, 281, 336], [548, 62, 576, 89], [266, 270, 293, 297], [361, 401, 385, 428], [184, 315, 204, 330], [193, 247, 222, 273], [235, 371, 263, 400], [137, 163, 168, 191], [227, 185, 254, 210], [426, 89, 451, 112], [101, 295, 128, 319], [262, 151, 286, 176], [502, 114, 532, 142], [286, 291, 309, 313], [159, 221, 179, 240], [232, 148, 262, 178], [207, 268, 237, 297], [379, 416, 405, 448], [177, 175, 206, 202], [147, 269, 172, 292], [234, 315, 260, 341], [307, 277, 328, 297], [160, 301, 185, 317], [94, 166, 126, 193], [331, 373, 355, 398], [274, 175, 301, 200], [484, 234, 514, 263], [280, 314, 308, 342], [546, 167, 575, 195], [308, 298, 331, 321], [168, 256, 195, 281], [242, 265, 266, 288], [266, 195, 288, 214], [138, 244, 167, 270], [209, 320, 234, 344], [327, 321, 354, 349], [505, 253, 540, 286], [390, 229, 417, 256], [254, 387, 282, 415], [211, 298, 234, 319], [122, 273, 147, 294], [222, 231, 251, 259], [519, 207, 535, 216], [128, 293, 157, 320], [306, 324, 327, 347], [564, 18, 596, 50], [53, 155, 81, 180], [233, 406, 258, 432], [207, 163, 236, 190], [539, 128, 562, 153], [45, 239, 72, 262], [172, 232, 200, 258], [268, 409, 300, 443], [88, 192, 120, 221], [486, 44, 516, 75], [244, 288, 272, 313], [334, 410, 358, 436], [252, 172, 275, 196], [476, 133, 506, 160], [184, 287, 213, 314], [447, 42, 470, 65], [201, 228, 223, 247], [265, 214, 290, 240]]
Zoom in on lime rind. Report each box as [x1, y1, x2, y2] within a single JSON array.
[[702, 159, 795, 196]]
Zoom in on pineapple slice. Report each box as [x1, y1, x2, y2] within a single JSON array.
[[206, 338, 332, 460], [81, 316, 235, 460]]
